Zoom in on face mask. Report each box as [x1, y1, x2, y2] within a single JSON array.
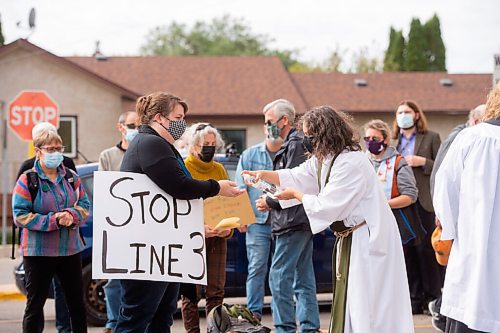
[[365, 140, 387, 155], [266, 117, 283, 140], [125, 129, 138, 142], [158, 117, 187, 141], [43, 152, 64, 169], [397, 113, 415, 129], [199, 146, 216, 162], [303, 136, 314, 154]]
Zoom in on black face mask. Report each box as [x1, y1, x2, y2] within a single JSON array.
[[303, 135, 315, 154], [199, 146, 216, 162]]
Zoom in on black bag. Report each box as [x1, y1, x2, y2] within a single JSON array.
[[392, 204, 424, 246], [391, 156, 424, 246]]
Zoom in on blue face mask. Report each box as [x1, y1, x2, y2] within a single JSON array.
[[397, 113, 415, 129], [43, 152, 64, 169], [125, 129, 138, 142]]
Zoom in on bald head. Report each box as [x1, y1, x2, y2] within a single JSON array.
[[467, 104, 486, 126]]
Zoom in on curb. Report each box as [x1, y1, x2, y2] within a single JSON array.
[[0, 284, 25, 301]]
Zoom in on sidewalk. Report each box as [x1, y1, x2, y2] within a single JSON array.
[[0, 245, 25, 301]]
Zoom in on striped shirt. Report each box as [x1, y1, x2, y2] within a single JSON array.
[[12, 160, 90, 257]]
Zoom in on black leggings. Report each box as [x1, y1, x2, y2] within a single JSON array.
[[23, 253, 87, 333]]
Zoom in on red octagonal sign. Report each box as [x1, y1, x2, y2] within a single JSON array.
[[8, 91, 59, 141]]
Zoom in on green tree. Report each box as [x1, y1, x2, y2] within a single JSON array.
[[141, 15, 303, 70], [0, 14, 5, 46], [384, 27, 406, 71], [405, 18, 428, 71], [424, 14, 446, 71]]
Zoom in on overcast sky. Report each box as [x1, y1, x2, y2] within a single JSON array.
[[1, 0, 499, 73]]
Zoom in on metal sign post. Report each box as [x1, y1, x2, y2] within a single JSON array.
[[1, 100, 8, 246]]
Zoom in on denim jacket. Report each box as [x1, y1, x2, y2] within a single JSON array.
[[235, 141, 274, 224]]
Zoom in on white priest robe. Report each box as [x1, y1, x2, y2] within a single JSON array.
[[277, 150, 414, 333], [433, 122, 500, 332]]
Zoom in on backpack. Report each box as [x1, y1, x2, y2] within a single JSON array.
[[11, 167, 77, 259]]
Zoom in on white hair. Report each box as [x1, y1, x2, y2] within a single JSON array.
[[467, 104, 486, 125], [184, 123, 225, 154], [262, 99, 296, 123], [32, 122, 57, 140]]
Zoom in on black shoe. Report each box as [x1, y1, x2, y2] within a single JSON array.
[[428, 299, 446, 332]]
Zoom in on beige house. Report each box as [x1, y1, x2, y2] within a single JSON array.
[[0, 38, 494, 220]]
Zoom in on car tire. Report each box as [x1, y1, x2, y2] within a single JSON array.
[[82, 263, 108, 326]]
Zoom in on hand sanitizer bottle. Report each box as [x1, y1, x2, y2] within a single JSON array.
[[242, 174, 277, 196]]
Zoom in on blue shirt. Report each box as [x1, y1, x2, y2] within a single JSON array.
[[398, 131, 416, 156], [235, 141, 274, 224]]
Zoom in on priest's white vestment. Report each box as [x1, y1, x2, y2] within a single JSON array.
[[277, 150, 414, 333], [434, 122, 500, 333]]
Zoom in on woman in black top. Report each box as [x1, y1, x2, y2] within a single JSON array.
[[114, 92, 243, 333]]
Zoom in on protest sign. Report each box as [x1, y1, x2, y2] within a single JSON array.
[[92, 171, 206, 285]]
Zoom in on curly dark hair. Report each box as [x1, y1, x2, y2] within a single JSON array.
[[301, 106, 361, 162]]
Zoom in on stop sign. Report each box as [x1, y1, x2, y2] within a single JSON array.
[[8, 91, 59, 141]]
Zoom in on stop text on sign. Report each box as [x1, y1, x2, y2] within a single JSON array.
[[10, 105, 57, 126]]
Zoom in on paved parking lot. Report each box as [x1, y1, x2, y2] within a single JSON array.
[[0, 252, 436, 332]]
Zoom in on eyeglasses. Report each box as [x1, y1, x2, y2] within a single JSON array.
[[39, 146, 65, 153], [363, 136, 383, 142], [196, 123, 213, 131], [125, 123, 138, 130], [265, 116, 284, 126]]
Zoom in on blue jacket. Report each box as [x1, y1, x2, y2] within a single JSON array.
[[235, 141, 274, 224]]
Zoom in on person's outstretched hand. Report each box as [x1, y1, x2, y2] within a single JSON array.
[[274, 187, 302, 201], [218, 180, 245, 197]]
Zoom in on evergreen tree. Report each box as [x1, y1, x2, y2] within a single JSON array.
[[384, 27, 405, 71], [405, 18, 428, 71], [424, 14, 446, 71]]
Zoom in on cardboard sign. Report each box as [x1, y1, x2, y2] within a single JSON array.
[[92, 171, 206, 285], [203, 191, 255, 229]]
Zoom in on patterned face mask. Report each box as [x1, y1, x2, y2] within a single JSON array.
[[158, 117, 187, 141], [265, 116, 284, 140]]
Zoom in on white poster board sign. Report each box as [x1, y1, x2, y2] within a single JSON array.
[[92, 171, 206, 285]]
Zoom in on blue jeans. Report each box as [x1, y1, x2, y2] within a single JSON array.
[[245, 223, 273, 318], [115, 280, 179, 333], [269, 230, 320, 333], [54, 276, 71, 333], [104, 279, 122, 330]]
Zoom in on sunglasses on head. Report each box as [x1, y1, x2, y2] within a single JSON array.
[[196, 123, 213, 131]]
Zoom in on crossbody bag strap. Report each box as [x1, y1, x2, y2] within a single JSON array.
[[317, 152, 342, 191]]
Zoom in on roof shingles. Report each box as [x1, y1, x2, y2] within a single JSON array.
[[68, 56, 308, 116], [291, 72, 492, 113]]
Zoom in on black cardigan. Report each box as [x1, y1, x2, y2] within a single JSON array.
[[121, 125, 220, 200]]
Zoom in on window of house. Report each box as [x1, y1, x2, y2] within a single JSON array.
[[59, 116, 77, 158], [219, 129, 246, 155]]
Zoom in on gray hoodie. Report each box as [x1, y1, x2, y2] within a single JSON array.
[[369, 146, 418, 203]]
